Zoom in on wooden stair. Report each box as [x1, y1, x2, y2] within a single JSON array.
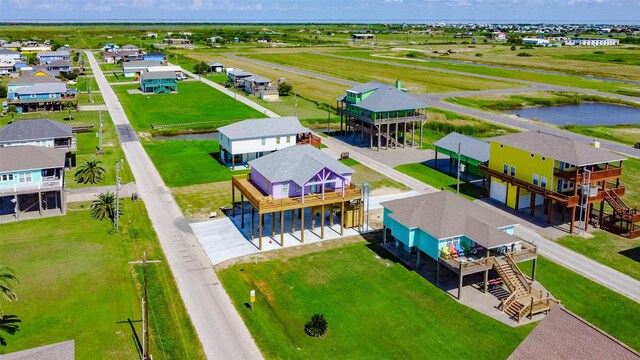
[[504, 300, 525, 318], [603, 190, 640, 238], [493, 259, 529, 296]]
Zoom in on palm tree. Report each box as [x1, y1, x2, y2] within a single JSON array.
[[0, 267, 17, 306], [90, 192, 122, 224], [74, 159, 106, 184], [304, 313, 328, 337], [0, 315, 20, 346], [6, 105, 17, 121], [63, 101, 76, 120]]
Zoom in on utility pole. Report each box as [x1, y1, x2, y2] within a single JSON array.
[[88, 71, 93, 104], [456, 142, 461, 194], [97, 111, 104, 154], [578, 167, 592, 236], [293, 92, 298, 116], [129, 252, 161, 360], [115, 159, 124, 231]]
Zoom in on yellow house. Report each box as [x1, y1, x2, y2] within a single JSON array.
[[480, 131, 638, 238]]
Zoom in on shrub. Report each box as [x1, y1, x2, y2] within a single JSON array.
[[510, 45, 516, 51], [593, 51, 605, 54], [277, 82, 293, 96], [517, 52, 533, 57], [610, 58, 625, 63], [304, 314, 328, 337], [475, 53, 483, 57]]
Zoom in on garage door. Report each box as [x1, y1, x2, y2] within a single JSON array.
[[490, 180, 507, 204]]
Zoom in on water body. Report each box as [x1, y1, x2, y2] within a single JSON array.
[[508, 103, 640, 126], [154, 132, 219, 141]]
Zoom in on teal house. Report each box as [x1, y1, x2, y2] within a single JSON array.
[[139, 70, 177, 94]]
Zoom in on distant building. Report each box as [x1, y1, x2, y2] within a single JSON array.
[[122, 60, 162, 78], [566, 38, 619, 46], [36, 50, 70, 64], [143, 51, 166, 63], [522, 38, 550, 46], [146, 32, 158, 39], [492, 31, 507, 41], [139, 70, 177, 94], [351, 34, 375, 40], [227, 68, 253, 86], [243, 75, 271, 95], [163, 38, 191, 45], [207, 62, 224, 73], [0, 49, 21, 62]]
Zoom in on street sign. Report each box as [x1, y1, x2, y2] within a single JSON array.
[[250, 290, 256, 303]]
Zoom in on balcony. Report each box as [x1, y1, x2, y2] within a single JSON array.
[[296, 133, 321, 147], [337, 107, 427, 125], [0, 178, 63, 196], [554, 166, 622, 183]]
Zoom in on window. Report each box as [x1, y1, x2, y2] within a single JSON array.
[[295, 184, 302, 193], [310, 185, 317, 193], [286, 136, 291, 144], [503, 164, 509, 174], [281, 183, 289, 195], [532, 174, 539, 186], [325, 182, 332, 190], [18, 172, 32, 183], [1, 174, 13, 181], [261, 138, 266, 146], [510, 166, 516, 177], [276, 137, 281, 145], [30, 94, 37, 98], [541, 176, 547, 188]]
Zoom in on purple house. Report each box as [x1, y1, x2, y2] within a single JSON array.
[[248, 145, 354, 202]]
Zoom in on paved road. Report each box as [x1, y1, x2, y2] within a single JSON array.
[[86, 51, 263, 360], [67, 182, 137, 203]]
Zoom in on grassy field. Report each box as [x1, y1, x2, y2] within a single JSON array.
[[218, 241, 533, 359], [556, 231, 640, 281], [0, 200, 205, 359], [519, 257, 640, 351], [172, 181, 234, 219], [341, 158, 409, 192], [0, 111, 134, 188], [620, 157, 640, 206], [395, 163, 485, 200], [563, 124, 640, 146], [112, 82, 264, 131]]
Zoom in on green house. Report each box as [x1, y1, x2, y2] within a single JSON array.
[[139, 70, 177, 94], [432, 132, 489, 183]]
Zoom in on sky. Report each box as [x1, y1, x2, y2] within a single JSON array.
[[0, 0, 639, 23]]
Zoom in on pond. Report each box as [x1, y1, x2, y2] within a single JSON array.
[[508, 103, 640, 126], [154, 132, 219, 141]]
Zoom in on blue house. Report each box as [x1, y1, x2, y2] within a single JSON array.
[[47, 60, 72, 73], [36, 50, 70, 64], [123, 60, 162, 78], [0, 145, 67, 221], [7, 75, 76, 113], [143, 52, 166, 63], [139, 70, 177, 93], [381, 191, 540, 304]]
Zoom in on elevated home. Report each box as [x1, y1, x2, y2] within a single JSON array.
[[227, 68, 253, 86], [116, 50, 141, 62], [7, 75, 76, 113], [382, 191, 548, 321], [0, 146, 67, 221], [218, 116, 320, 170], [0, 118, 75, 167], [102, 51, 118, 64], [337, 80, 428, 150], [121, 44, 139, 52], [123, 60, 162, 78], [208, 62, 224, 73], [144, 52, 166, 63], [37, 50, 70, 64], [243, 75, 271, 95], [47, 60, 72, 73], [479, 131, 637, 238], [102, 43, 119, 52], [0, 49, 21, 62], [432, 132, 490, 184], [20, 45, 51, 54], [139, 70, 177, 94], [231, 145, 363, 249]]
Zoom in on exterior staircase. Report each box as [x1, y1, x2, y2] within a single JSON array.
[[494, 256, 556, 322], [603, 190, 640, 238]]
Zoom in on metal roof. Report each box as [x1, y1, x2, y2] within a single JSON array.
[[228, 68, 253, 77], [489, 131, 627, 166], [48, 60, 72, 67], [433, 132, 490, 163], [0, 145, 67, 172], [509, 306, 640, 360], [249, 145, 354, 186], [245, 75, 271, 83], [0, 118, 72, 142], [339, 81, 428, 112], [140, 70, 176, 80], [208, 62, 224, 67], [218, 116, 309, 141], [381, 191, 518, 248]]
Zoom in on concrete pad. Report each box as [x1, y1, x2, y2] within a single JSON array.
[[368, 190, 421, 210]]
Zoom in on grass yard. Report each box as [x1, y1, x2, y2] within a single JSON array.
[[112, 82, 264, 131], [395, 163, 485, 200], [77, 92, 105, 105], [172, 181, 233, 219], [556, 231, 640, 281], [343, 158, 409, 192], [0, 200, 205, 359], [620, 157, 640, 206], [519, 257, 640, 351], [563, 124, 640, 146], [142, 139, 248, 187], [218, 241, 533, 359]]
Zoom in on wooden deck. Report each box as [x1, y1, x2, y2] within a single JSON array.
[[439, 243, 537, 276], [232, 174, 362, 214]]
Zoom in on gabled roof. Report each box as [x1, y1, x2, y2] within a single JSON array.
[[0, 145, 67, 172], [145, 51, 165, 57], [381, 191, 518, 248], [36, 50, 70, 58], [228, 68, 253, 77], [340, 81, 428, 112], [13, 83, 67, 95], [48, 59, 72, 67], [1, 339, 75, 360], [208, 62, 224, 66], [489, 131, 626, 166], [218, 116, 309, 141], [0, 118, 72, 143], [509, 306, 640, 360], [0, 48, 20, 55], [140, 70, 176, 80], [434, 132, 490, 163], [249, 145, 354, 186], [123, 60, 162, 69], [8, 74, 60, 85], [245, 75, 271, 83]]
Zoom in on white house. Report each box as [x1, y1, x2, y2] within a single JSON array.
[[218, 116, 315, 170], [566, 38, 619, 46], [492, 31, 507, 41]]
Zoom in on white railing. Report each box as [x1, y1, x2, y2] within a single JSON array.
[[0, 179, 63, 194]]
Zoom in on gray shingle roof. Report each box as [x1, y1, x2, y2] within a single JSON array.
[[1, 339, 75, 360], [249, 145, 354, 186], [36, 50, 70, 58], [123, 60, 162, 69], [0, 145, 67, 172], [490, 131, 626, 166], [433, 132, 490, 163], [340, 81, 428, 112], [228, 68, 253, 77], [0, 118, 72, 142], [0, 48, 20, 55], [140, 70, 176, 80], [381, 191, 518, 248], [509, 306, 640, 360], [13, 83, 68, 95], [245, 75, 271, 83], [47, 60, 72, 67], [208, 62, 224, 67], [218, 116, 309, 141], [8, 75, 60, 85]]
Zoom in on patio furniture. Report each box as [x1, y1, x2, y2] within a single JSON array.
[[449, 243, 458, 258]]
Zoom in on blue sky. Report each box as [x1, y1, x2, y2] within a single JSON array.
[[1, 0, 638, 23]]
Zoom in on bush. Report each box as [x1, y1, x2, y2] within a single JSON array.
[[304, 314, 328, 337], [475, 53, 483, 57], [517, 52, 533, 57], [510, 45, 516, 51], [593, 51, 605, 54], [193, 62, 209, 74], [278, 82, 293, 96]]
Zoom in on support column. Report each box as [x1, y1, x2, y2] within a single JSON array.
[[412, 121, 415, 147], [483, 270, 489, 293], [369, 126, 373, 149], [458, 270, 463, 300], [436, 261, 440, 285], [386, 123, 389, 150], [570, 207, 576, 234], [280, 210, 285, 246], [38, 191, 42, 216], [271, 212, 276, 237], [531, 258, 537, 283], [515, 187, 520, 210], [340, 201, 345, 236], [232, 155, 235, 171], [530, 192, 535, 216], [383, 226, 387, 245], [377, 125, 381, 152], [394, 121, 398, 149], [419, 121, 423, 147], [403, 123, 407, 148], [599, 200, 604, 226], [240, 194, 245, 228], [231, 183, 236, 217], [258, 212, 263, 250], [416, 250, 421, 269], [301, 207, 305, 242], [250, 206, 255, 241], [547, 199, 553, 224], [320, 204, 325, 239], [584, 202, 591, 232], [291, 209, 295, 233]]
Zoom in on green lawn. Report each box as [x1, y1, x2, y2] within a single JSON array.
[[556, 231, 640, 281], [0, 200, 205, 359], [345, 159, 409, 192], [142, 139, 246, 187], [218, 241, 533, 359], [519, 257, 640, 351], [172, 181, 233, 218], [112, 81, 264, 131], [563, 124, 640, 146], [395, 163, 485, 200], [554, 53, 640, 66]]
